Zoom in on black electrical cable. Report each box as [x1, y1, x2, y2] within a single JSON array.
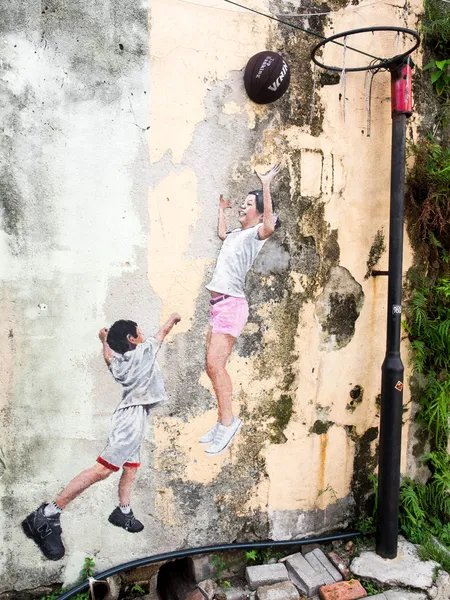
[[222, 0, 382, 62], [57, 531, 361, 600]]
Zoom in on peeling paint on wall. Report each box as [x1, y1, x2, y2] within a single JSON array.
[[0, 0, 423, 591]]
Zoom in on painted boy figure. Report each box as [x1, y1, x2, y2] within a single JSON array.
[[22, 314, 180, 561]]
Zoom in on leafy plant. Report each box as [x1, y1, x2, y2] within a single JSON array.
[[422, 0, 450, 53], [245, 550, 258, 563], [39, 557, 96, 600], [244, 548, 285, 565], [406, 137, 450, 265], [418, 539, 450, 573], [131, 584, 146, 596], [40, 591, 65, 600], [362, 580, 383, 596], [211, 554, 227, 580], [398, 274, 450, 571], [81, 556, 96, 580], [424, 59, 450, 96]]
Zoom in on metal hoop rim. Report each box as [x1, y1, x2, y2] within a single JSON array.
[[311, 26, 420, 73]]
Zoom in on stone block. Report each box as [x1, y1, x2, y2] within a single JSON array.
[[246, 564, 290, 589], [307, 550, 342, 582], [384, 592, 427, 600], [429, 571, 450, 600], [303, 553, 334, 586], [284, 553, 325, 597], [301, 544, 322, 557], [198, 580, 216, 600], [106, 575, 122, 600], [350, 537, 440, 590], [217, 585, 247, 600], [327, 554, 350, 581], [141, 572, 160, 600], [256, 581, 299, 600], [319, 580, 367, 600], [188, 555, 216, 584], [0, 587, 56, 600], [121, 564, 163, 585], [185, 589, 206, 600], [365, 593, 427, 600]]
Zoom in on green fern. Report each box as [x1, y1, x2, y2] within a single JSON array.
[[399, 275, 450, 567]]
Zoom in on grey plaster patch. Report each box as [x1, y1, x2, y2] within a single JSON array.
[[269, 495, 352, 540], [315, 266, 364, 350], [0, 0, 168, 592], [350, 537, 440, 590], [253, 239, 291, 275], [182, 69, 272, 262]]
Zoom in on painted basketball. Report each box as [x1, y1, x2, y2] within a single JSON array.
[[244, 51, 290, 104]]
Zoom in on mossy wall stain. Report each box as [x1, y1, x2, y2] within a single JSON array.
[[311, 420, 335, 434], [0, 173, 23, 255], [365, 229, 386, 279], [346, 385, 364, 412], [315, 266, 364, 350], [346, 425, 379, 518]]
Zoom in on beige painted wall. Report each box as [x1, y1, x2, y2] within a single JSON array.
[[0, 0, 423, 590]]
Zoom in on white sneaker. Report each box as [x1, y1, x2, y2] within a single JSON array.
[[199, 422, 220, 444], [205, 418, 242, 456]]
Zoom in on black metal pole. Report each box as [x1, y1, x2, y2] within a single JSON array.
[[376, 59, 412, 558]]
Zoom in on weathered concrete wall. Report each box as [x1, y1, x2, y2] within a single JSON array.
[[0, 0, 422, 591]]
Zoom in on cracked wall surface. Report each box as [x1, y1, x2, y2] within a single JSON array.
[[0, 0, 422, 591]]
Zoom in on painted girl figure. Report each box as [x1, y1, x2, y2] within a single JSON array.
[[201, 164, 280, 456]]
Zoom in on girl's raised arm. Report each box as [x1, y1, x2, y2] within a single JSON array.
[[218, 194, 231, 240], [256, 164, 280, 240]]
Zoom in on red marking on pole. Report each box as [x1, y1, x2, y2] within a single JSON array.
[[395, 381, 403, 391], [391, 61, 413, 117]]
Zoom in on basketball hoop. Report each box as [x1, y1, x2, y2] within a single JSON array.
[[310, 26, 420, 72], [310, 24, 421, 562]]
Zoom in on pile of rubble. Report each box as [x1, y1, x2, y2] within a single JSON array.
[[178, 538, 449, 600], [55, 537, 450, 600]]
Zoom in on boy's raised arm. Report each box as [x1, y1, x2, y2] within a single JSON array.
[[218, 194, 230, 240], [256, 164, 280, 240], [99, 328, 114, 365], [155, 313, 181, 344]]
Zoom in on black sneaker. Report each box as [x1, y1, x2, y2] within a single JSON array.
[[22, 504, 65, 561], [108, 507, 144, 533]]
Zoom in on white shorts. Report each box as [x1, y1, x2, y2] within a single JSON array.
[[97, 405, 150, 472]]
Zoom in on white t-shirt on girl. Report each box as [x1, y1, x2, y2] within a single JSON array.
[[206, 224, 266, 298]]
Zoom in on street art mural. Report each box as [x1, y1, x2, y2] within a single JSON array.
[[22, 315, 181, 560], [203, 165, 280, 455], [0, 0, 421, 589], [20, 164, 282, 561]]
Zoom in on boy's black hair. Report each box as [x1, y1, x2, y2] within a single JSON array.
[[107, 320, 138, 355], [248, 190, 281, 229]]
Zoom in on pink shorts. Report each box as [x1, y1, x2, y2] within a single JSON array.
[[209, 296, 249, 338]]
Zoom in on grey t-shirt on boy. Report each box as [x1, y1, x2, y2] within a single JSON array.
[[109, 337, 167, 410], [206, 224, 266, 297]]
